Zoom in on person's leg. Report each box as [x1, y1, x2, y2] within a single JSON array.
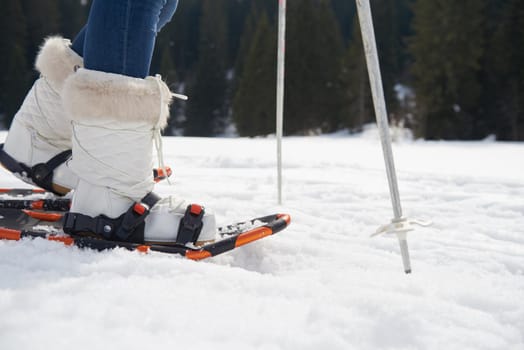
[[81, 0, 171, 78], [63, 0, 216, 244], [158, 0, 179, 32], [71, 26, 86, 56], [70, 0, 178, 62]]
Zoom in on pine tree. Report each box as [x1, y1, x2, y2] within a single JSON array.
[[409, 0, 486, 139], [234, 2, 262, 88], [340, 17, 373, 131], [0, 0, 29, 128], [3, 45, 30, 129], [285, 0, 345, 134], [372, 0, 409, 113], [159, 46, 178, 87], [169, 0, 202, 78], [185, 0, 228, 136], [332, 0, 357, 43], [159, 44, 182, 136], [21, 0, 61, 64], [225, 0, 251, 69], [313, 0, 347, 132], [483, 0, 524, 140], [333, 0, 416, 133], [58, 0, 88, 39], [232, 11, 277, 136]]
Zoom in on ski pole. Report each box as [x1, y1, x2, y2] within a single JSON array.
[[356, 0, 431, 273], [276, 0, 287, 205]]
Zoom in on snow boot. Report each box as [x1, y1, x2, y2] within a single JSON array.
[[60, 68, 216, 245], [0, 36, 83, 195]]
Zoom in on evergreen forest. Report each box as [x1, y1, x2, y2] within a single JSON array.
[[0, 0, 523, 140]]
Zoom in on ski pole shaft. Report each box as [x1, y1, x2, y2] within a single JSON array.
[[276, 0, 287, 205], [398, 237, 411, 273], [357, 0, 415, 273], [356, 0, 403, 220]]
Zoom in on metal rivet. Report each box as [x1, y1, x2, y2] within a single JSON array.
[[103, 225, 112, 233]]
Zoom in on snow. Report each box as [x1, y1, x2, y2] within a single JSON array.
[[0, 129, 523, 350]]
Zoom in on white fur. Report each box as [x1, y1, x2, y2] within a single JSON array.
[[62, 68, 172, 129], [35, 36, 83, 92]]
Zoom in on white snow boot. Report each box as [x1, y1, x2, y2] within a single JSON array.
[[61, 68, 216, 245], [0, 37, 83, 195]]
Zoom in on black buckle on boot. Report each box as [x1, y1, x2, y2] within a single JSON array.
[[63, 212, 119, 239], [0, 144, 71, 196], [0, 144, 31, 178], [31, 149, 72, 193], [63, 192, 161, 243], [176, 204, 205, 245], [114, 192, 161, 241]]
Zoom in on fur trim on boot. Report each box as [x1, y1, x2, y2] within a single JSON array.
[[35, 36, 83, 92], [62, 68, 172, 129]]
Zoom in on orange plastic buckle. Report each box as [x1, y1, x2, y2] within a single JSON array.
[[190, 204, 203, 216], [154, 166, 173, 182], [133, 203, 149, 215]]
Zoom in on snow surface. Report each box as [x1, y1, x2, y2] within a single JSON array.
[[0, 129, 523, 350]]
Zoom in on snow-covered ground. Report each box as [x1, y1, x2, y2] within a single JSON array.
[[0, 129, 523, 350]]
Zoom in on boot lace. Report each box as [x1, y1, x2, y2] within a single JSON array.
[[153, 75, 188, 187]]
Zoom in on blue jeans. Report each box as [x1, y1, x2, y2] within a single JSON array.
[[71, 0, 179, 78]]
